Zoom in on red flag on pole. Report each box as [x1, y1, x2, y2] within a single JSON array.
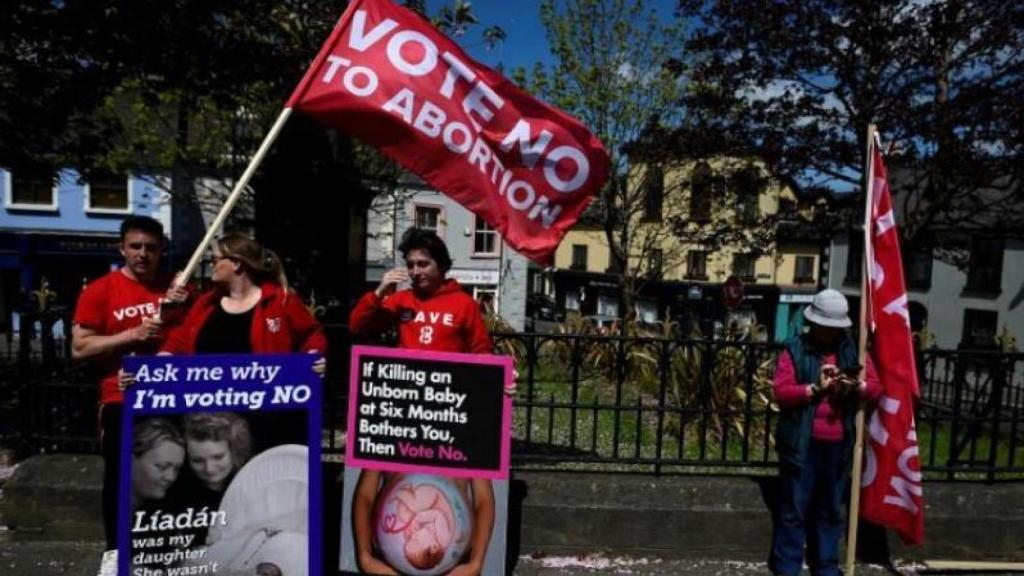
[[859, 139, 925, 545], [286, 0, 609, 264]]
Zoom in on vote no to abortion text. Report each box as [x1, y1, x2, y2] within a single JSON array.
[[351, 353, 505, 472]]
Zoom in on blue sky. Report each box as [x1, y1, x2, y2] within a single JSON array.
[[424, 0, 680, 72]]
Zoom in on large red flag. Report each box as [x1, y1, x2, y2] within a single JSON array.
[[286, 0, 609, 264], [859, 141, 925, 545]]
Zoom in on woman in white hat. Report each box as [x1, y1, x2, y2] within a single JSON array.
[[769, 289, 882, 576]]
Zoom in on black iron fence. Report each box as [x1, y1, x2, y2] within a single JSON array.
[[2, 318, 1022, 480], [916, 349, 1024, 481]]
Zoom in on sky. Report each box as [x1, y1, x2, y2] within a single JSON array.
[[423, 0, 681, 73]]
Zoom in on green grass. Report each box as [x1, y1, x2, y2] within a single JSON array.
[[916, 418, 1024, 480]]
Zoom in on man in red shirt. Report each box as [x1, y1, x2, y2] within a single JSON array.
[[71, 215, 188, 550]]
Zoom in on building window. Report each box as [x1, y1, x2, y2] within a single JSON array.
[[732, 253, 756, 281], [414, 205, 442, 235], [597, 294, 619, 317], [473, 287, 498, 314], [794, 255, 815, 284], [690, 162, 713, 223], [472, 217, 498, 256], [903, 241, 932, 291], [642, 165, 663, 222], [686, 250, 707, 280], [647, 249, 663, 279], [571, 244, 588, 270], [86, 172, 130, 212], [965, 237, 1003, 293], [7, 168, 57, 208], [961, 309, 997, 349], [733, 165, 762, 224], [845, 233, 863, 284], [565, 290, 581, 311], [637, 300, 658, 324]]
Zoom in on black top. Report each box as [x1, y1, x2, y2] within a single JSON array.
[[195, 301, 255, 354]]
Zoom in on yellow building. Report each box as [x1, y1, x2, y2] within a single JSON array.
[[548, 157, 822, 340]]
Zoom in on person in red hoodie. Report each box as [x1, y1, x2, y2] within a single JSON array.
[[350, 228, 495, 576], [350, 230, 491, 354], [161, 233, 326, 366]]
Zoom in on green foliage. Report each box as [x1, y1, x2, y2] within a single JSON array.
[[522, 1, 793, 317], [533, 0, 687, 158], [484, 309, 526, 363], [675, 0, 1024, 248], [2, 0, 503, 200], [534, 315, 778, 446], [517, 1, 694, 317]]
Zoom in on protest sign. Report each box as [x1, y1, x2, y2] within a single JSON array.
[[339, 345, 511, 575], [119, 354, 322, 576]]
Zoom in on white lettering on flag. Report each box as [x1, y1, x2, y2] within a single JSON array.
[[876, 209, 895, 237], [873, 176, 887, 212], [872, 258, 886, 290], [863, 396, 901, 488], [349, 11, 398, 52], [884, 427, 923, 513], [882, 294, 911, 327], [885, 475, 923, 513], [500, 120, 553, 169]]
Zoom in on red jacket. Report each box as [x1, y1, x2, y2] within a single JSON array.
[[349, 279, 492, 354], [162, 282, 326, 355]]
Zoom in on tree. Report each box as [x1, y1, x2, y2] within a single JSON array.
[[675, 0, 1024, 255], [2, 0, 502, 211], [520, 0, 686, 318], [525, 0, 786, 318], [1, 0, 502, 314]]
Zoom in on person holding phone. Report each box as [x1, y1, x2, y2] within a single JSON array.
[[72, 216, 190, 551], [769, 289, 882, 576]]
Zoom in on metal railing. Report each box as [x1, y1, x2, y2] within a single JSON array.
[[2, 324, 1022, 480]]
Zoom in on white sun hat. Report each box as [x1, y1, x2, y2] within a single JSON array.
[[803, 289, 852, 328]]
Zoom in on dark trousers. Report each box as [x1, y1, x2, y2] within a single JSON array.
[[769, 440, 847, 576], [100, 403, 123, 550]]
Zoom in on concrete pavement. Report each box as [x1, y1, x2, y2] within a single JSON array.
[[0, 535, 919, 576], [7, 534, 1024, 576], [4, 456, 1024, 575]]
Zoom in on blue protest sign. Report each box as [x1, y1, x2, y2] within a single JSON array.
[[119, 354, 321, 576]]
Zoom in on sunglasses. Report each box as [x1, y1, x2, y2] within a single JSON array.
[[208, 254, 237, 264]]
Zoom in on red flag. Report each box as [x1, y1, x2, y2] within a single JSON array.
[[859, 140, 925, 545], [286, 0, 609, 264]]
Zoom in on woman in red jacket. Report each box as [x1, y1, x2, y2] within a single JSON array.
[[162, 233, 326, 366]]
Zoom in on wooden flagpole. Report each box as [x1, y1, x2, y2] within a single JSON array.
[[173, 107, 294, 288], [844, 123, 877, 575], [168, 0, 359, 289]]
